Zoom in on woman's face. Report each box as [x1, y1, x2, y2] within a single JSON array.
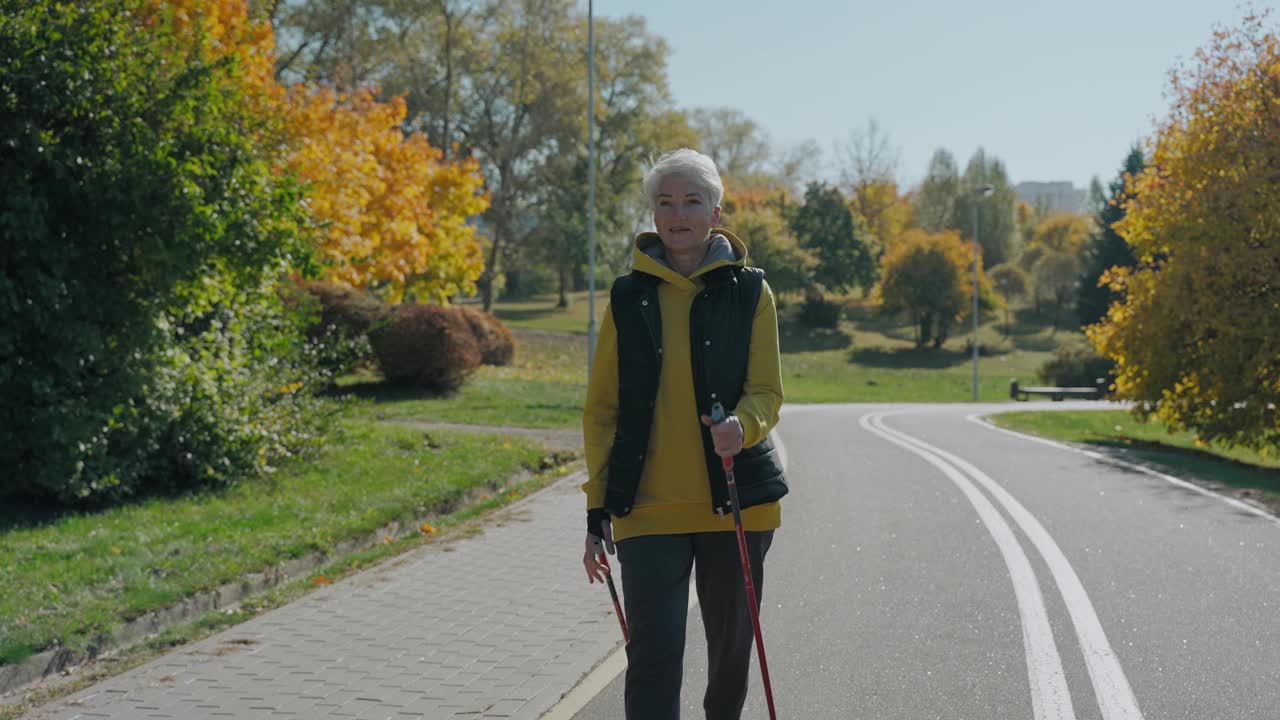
[[653, 174, 721, 255]]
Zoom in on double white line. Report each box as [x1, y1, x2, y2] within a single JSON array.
[[860, 410, 1144, 720]]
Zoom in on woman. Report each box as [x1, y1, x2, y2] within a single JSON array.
[[581, 148, 788, 720]]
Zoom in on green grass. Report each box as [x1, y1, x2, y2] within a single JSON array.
[[339, 327, 588, 428], [490, 290, 609, 335], [485, 292, 1071, 406], [774, 298, 1067, 403], [0, 415, 561, 666], [990, 409, 1280, 504]]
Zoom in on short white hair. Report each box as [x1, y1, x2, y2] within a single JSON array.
[[642, 148, 724, 209]]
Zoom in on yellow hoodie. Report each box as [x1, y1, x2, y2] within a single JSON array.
[[581, 228, 784, 542]]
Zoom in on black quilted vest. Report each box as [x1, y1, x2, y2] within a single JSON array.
[[603, 264, 788, 518]]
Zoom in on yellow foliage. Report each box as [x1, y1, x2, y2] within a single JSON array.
[[851, 180, 913, 249], [284, 87, 487, 301], [1091, 12, 1280, 448], [145, 0, 489, 302], [878, 228, 995, 347], [1030, 213, 1091, 256]]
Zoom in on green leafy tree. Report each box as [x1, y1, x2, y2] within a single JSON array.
[[1076, 146, 1143, 327], [789, 182, 878, 294], [913, 148, 959, 233], [529, 15, 696, 306], [1031, 251, 1080, 331], [690, 106, 773, 184], [729, 205, 815, 295], [952, 148, 1019, 268], [0, 1, 316, 503]]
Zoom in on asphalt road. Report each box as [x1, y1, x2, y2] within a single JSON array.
[[568, 402, 1280, 719]]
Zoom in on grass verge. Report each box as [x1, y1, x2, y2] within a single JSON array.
[[0, 461, 572, 720], [0, 414, 569, 669], [989, 409, 1280, 511], [337, 327, 587, 429]]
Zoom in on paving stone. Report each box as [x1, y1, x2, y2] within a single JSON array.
[[23, 474, 623, 720]]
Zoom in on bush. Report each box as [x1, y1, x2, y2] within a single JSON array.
[[285, 280, 388, 378], [459, 307, 516, 366], [370, 304, 482, 391], [0, 2, 314, 505], [799, 291, 843, 328], [1038, 345, 1116, 391]]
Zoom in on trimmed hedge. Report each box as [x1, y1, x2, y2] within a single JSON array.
[[1038, 345, 1116, 391], [459, 307, 516, 366], [370, 304, 482, 391]]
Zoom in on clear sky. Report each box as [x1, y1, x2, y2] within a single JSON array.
[[593, 0, 1266, 190]]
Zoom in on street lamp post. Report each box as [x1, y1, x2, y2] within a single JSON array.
[[971, 184, 994, 402], [586, 0, 597, 376]]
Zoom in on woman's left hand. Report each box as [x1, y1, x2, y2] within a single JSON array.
[[700, 413, 743, 457]]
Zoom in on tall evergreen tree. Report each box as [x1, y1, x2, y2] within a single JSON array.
[[913, 148, 959, 233], [951, 148, 1018, 268], [1076, 146, 1144, 327]]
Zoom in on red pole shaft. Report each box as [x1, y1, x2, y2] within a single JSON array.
[[598, 551, 629, 643], [723, 456, 777, 720]]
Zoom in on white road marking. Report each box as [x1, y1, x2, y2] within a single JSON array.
[[879, 410, 1144, 720], [860, 412, 1076, 720], [968, 413, 1280, 529]]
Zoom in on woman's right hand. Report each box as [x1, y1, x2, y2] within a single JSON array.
[[583, 519, 615, 584]]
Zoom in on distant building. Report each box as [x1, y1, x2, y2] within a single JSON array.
[[1015, 181, 1089, 214]]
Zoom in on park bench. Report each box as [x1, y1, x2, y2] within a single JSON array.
[[1009, 378, 1106, 401]]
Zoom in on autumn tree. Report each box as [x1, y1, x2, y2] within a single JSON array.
[[989, 263, 1030, 331], [879, 229, 994, 349], [837, 119, 912, 250], [728, 204, 816, 295], [1089, 13, 1280, 449], [284, 86, 488, 302], [1021, 213, 1090, 328], [1076, 146, 1143, 327]]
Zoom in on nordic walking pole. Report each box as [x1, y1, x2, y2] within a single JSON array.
[[591, 536, 629, 643], [710, 402, 778, 720]]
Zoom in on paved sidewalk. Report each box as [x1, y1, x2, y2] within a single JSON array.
[[25, 472, 621, 720]]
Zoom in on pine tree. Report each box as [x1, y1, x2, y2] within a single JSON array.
[[1075, 146, 1144, 327]]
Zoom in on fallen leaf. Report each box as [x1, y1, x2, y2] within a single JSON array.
[[420, 522, 436, 534], [312, 576, 331, 585]]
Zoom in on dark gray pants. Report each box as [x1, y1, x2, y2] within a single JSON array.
[[616, 530, 774, 720]]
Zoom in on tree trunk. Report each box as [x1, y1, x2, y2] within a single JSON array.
[[439, 3, 455, 159], [557, 245, 569, 308], [482, 221, 502, 311]]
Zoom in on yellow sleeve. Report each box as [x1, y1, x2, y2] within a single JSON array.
[[735, 280, 784, 448], [580, 303, 618, 510]]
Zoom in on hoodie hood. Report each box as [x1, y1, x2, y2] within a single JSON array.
[[632, 228, 749, 288]]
